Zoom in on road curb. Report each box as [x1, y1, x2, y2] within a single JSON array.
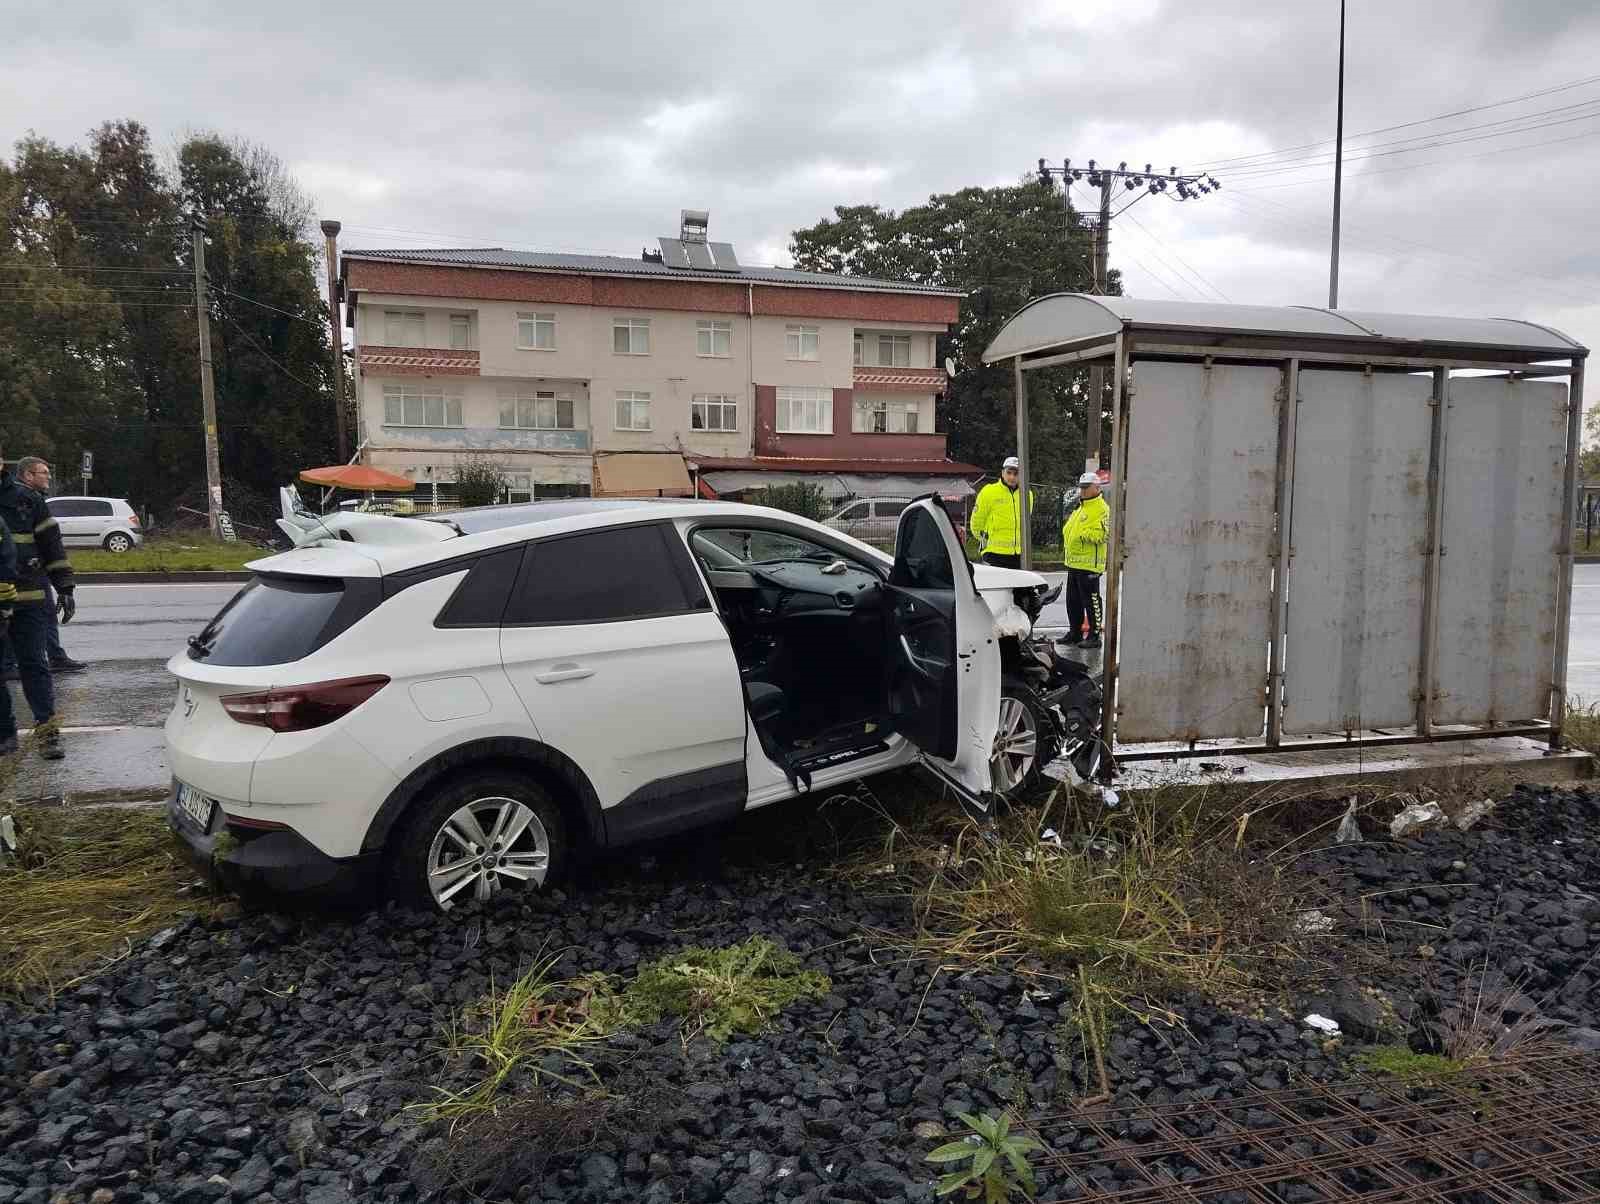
[[75, 571, 251, 584], [1577, 555, 1600, 565]]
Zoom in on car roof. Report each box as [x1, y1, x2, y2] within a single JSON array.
[[47, 496, 129, 506], [432, 497, 712, 535]]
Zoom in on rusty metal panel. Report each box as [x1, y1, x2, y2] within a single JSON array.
[[1432, 377, 1568, 723], [1282, 371, 1434, 733], [1117, 361, 1279, 742]]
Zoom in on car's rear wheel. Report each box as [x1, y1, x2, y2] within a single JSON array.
[[391, 771, 567, 911], [104, 531, 134, 552]]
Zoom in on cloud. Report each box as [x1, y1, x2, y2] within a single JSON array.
[[2, 0, 1598, 374]]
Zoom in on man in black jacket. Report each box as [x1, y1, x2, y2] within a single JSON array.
[[0, 513, 17, 757], [0, 452, 75, 760]]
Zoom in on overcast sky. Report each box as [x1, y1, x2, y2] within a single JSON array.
[[7, 0, 1600, 395]]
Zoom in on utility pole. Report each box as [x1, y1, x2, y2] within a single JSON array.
[[1038, 159, 1220, 472], [320, 219, 349, 463], [1328, 0, 1347, 309], [191, 217, 223, 539]]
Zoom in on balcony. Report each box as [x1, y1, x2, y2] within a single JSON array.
[[852, 365, 947, 392], [359, 346, 480, 376]]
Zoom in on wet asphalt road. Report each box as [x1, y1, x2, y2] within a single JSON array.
[[4, 566, 1597, 801]]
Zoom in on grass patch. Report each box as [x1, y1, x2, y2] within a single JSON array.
[[1565, 698, 1600, 756], [71, 539, 265, 574], [596, 934, 831, 1041], [1356, 1045, 1465, 1081], [0, 801, 223, 1001], [418, 936, 828, 1128]]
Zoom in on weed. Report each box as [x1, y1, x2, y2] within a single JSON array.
[[1565, 697, 1600, 756], [415, 954, 615, 1127], [0, 803, 223, 1000], [599, 934, 831, 1041], [70, 539, 263, 574], [1356, 1045, 1465, 1081], [926, 1110, 1040, 1202]]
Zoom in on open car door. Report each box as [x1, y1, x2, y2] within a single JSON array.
[[885, 496, 1001, 809]]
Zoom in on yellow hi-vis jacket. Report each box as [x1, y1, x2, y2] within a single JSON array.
[[1062, 494, 1110, 572], [970, 481, 1034, 556]]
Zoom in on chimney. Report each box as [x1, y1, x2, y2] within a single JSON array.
[[680, 209, 709, 244]]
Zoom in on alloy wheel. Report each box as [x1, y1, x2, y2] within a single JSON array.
[[427, 795, 550, 908], [991, 695, 1038, 795]]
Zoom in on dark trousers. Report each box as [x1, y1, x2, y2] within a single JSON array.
[[1, 580, 64, 669], [982, 552, 1022, 569], [1066, 569, 1103, 636], [2, 603, 56, 730]]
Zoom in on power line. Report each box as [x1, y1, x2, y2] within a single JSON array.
[[1120, 210, 1231, 302], [218, 313, 324, 392], [1195, 71, 1600, 169], [1230, 123, 1600, 191], [212, 286, 327, 330], [1223, 107, 1600, 181]]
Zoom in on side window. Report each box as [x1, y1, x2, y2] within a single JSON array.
[[892, 505, 955, 590], [691, 526, 844, 568], [838, 502, 868, 521], [873, 500, 909, 519], [85, 500, 114, 517], [49, 499, 87, 518], [505, 525, 704, 625]]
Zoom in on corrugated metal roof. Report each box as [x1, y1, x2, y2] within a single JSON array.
[[344, 246, 961, 296], [982, 293, 1586, 362]]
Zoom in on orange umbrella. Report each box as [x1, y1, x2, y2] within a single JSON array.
[[298, 465, 415, 492]]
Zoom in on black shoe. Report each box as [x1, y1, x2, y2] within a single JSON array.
[[0, 734, 17, 757], [38, 729, 64, 760], [1059, 634, 1083, 647], [49, 656, 87, 672], [1080, 634, 1103, 649]]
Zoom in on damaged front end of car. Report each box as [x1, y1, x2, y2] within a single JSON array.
[[1002, 582, 1106, 788]]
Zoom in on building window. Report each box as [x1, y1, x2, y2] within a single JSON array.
[[505, 473, 533, 504], [854, 398, 921, 434], [383, 383, 463, 428], [499, 391, 575, 430], [383, 310, 426, 347], [615, 390, 652, 430], [613, 317, 651, 355], [853, 334, 863, 365], [876, 334, 911, 367], [776, 386, 832, 434], [697, 319, 732, 358], [692, 394, 738, 432], [785, 324, 819, 361], [449, 313, 473, 350], [517, 312, 556, 350]]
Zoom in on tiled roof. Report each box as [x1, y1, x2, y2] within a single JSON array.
[[342, 247, 961, 296], [853, 367, 949, 391], [358, 346, 479, 375]]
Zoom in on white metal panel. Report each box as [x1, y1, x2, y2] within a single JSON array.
[[1432, 377, 1568, 723], [1117, 362, 1280, 741], [1283, 371, 1434, 733], [1332, 311, 1582, 354]]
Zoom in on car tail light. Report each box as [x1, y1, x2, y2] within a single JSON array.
[[221, 675, 389, 732], [128, 515, 140, 528]]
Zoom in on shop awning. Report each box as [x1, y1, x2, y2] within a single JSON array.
[[592, 452, 692, 497]]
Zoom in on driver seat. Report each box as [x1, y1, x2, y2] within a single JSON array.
[[744, 680, 789, 754]]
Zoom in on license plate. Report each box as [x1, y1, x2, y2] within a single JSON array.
[[175, 782, 215, 831]]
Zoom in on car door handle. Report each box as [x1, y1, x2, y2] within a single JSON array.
[[533, 663, 594, 684]]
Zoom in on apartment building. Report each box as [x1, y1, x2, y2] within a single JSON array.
[[339, 211, 972, 501]]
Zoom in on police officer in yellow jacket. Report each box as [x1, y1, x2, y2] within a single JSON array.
[[1061, 471, 1109, 649], [969, 456, 1034, 568]]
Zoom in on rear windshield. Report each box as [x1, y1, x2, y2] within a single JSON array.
[[188, 575, 349, 666]]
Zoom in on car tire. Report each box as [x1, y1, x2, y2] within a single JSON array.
[[390, 771, 567, 912], [993, 676, 1057, 803], [104, 532, 134, 552]]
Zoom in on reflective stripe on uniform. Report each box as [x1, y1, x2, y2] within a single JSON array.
[[44, 560, 70, 572], [10, 532, 33, 544], [34, 516, 58, 533], [0, 585, 15, 602], [15, 589, 45, 602]]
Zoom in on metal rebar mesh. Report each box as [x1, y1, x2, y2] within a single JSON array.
[[1024, 1051, 1600, 1202]]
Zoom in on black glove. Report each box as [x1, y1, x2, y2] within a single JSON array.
[[0, 607, 10, 640], [57, 589, 75, 625]]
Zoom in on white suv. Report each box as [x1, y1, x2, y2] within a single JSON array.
[[165, 494, 1098, 910], [47, 496, 143, 551]]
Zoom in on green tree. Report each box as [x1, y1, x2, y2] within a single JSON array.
[[790, 180, 1114, 490]]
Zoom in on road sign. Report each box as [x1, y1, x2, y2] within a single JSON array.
[[81, 451, 93, 479], [217, 511, 237, 543]]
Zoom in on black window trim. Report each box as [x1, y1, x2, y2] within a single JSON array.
[[501, 519, 711, 630]]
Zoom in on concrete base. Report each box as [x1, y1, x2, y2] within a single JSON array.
[[1113, 736, 1594, 797]]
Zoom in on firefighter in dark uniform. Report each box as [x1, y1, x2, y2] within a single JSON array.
[[0, 455, 75, 760], [0, 513, 18, 757]]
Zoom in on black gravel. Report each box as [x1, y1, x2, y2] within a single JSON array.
[[3, 783, 1600, 1204]]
